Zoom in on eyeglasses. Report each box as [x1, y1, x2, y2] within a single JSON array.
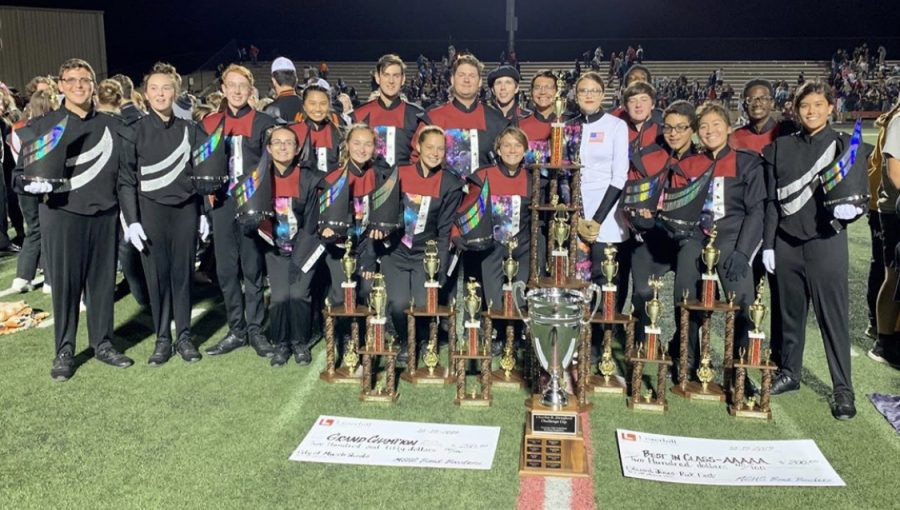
[[663, 124, 692, 134], [269, 140, 297, 147], [577, 88, 603, 97], [61, 77, 93, 86], [745, 96, 773, 105], [533, 85, 556, 92]]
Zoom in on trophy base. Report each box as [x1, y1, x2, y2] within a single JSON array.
[[401, 366, 451, 384], [519, 398, 589, 478], [320, 365, 363, 383], [491, 369, 526, 390], [729, 406, 773, 420], [360, 391, 400, 403], [455, 396, 492, 407], [590, 374, 627, 395], [628, 399, 668, 412], [671, 381, 726, 402]]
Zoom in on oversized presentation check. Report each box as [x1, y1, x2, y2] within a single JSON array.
[[290, 416, 501, 470], [616, 429, 844, 486]]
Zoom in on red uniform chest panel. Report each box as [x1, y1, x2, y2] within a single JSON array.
[[629, 148, 670, 180], [519, 115, 551, 142], [671, 154, 712, 187], [274, 168, 301, 198], [349, 169, 376, 197], [428, 103, 487, 130], [481, 166, 528, 196], [731, 126, 778, 154], [206, 111, 254, 138], [356, 101, 405, 127], [289, 121, 335, 149], [399, 164, 442, 197], [628, 123, 659, 149]]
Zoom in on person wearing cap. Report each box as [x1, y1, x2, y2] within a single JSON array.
[[352, 54, 423, 167], [488, 65, 530, 125], [263, 57, 303, 124], [201, 64, 278, 358]]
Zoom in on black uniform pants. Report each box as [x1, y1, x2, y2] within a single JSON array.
[[139, 197, 198, 343], [118, 222, 149, 307], [265, 251, 314, 346], [381, 250, 428, 345], [15, 193, 41, 280], [210, 197, 266, 338], [631, 231, 699, 347], [773, 231, 853, 394], [323, 241, 373, 306], [866, 211, 884, 330], [41, 206, 117, 355], [477, 242, 530, 310]]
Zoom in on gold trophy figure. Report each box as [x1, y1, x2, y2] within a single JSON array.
[[463, 278, 482, 355], [600, 243, 618, 319], [644, 276, 663, 360], [341, 239, 358, 313], [549, 73, 567, 166], [697, 354, 715, 393], [502, 239, 519, 316], [423, 240, 441, 313], [700, 225, 720, 307], [549, 195, 570, 284], [747, 280, 768, 366], [368, 273, 388, 352]]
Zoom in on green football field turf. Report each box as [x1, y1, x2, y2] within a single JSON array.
[[1, 126, 898, 509]]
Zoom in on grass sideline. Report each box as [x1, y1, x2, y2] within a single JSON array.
[[1, 127, 898, 509]]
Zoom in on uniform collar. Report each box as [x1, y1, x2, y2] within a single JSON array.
[[416, 161, 442, 178], [799, 124, 834, 144], [226, 104, 253, 119], [580, 109, 605, 124], [451, 97, 480, 113], [378, 95, 402, 110], [346, 160, 371, 177], [703, 145, 733, 161], [498, 161, 523, 177], [148, 109, 177, 129], [749, 117, 776, 134]]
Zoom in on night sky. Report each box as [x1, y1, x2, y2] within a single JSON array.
[[5, 0, 900, 77]]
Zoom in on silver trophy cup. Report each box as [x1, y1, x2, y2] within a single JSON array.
[[513, 282, 602, 409]]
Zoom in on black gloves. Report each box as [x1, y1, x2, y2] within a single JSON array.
[[723, 251, 750, 282]]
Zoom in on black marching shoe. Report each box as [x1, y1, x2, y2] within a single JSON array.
[[396, 343, 409, 365], [148, 341, 173, 366], [204, 331, 246, 356], [271, 344, 292, 367], [95, 347, 134, 368], [491, 340, 504, 357], [50, 352, 75, 381], [831, 391, 856, 420], [292, 343, 312, 365], [249, 332, 275, 358], [175, 336, 202, 363], [769, 372, 800, 395]]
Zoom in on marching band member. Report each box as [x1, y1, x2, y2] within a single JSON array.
[[201, 64, 277, 358], [123, 62, 205, 365], [261, 126, 321, 367], [762, 82, 868, 419], [290, 84, 345, 175]]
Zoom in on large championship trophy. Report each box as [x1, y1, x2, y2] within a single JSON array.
[[513, 283, 600, 477], [730, 281, 775, 420], [672, 226, 738, 402], [360, 274, 399, 403], [454, 278, 492, 406], [628, 277, 674, 412], [320, 245, 367, 384]]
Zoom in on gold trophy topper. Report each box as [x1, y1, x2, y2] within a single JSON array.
[[423, 240, 440, 284], [341, 238, 356, 285], [551, 195, 570, 252], [601, 243, 618, 286], [553, 72, 567, 118], [702, 225, 720, 277], [749, 280, 767, 335], [464, 278, 482, 323], [503, 240, 519, 286], [369, 273, 387, 320], [647, 276, 664, 328]]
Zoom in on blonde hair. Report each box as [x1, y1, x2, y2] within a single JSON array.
[[96, 79, 124, 110], [339, 123, 377, 167], [221, 64, 254, 87], [25, 90, 60, 119], [493, 126, 528, 154]]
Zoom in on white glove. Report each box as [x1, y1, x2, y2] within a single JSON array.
[[833, 204, 863, 220], [24, 181, 52, 194], [762, 249, 776, 274], [126, 223, 147, 252], [198, 215, 210, 242]]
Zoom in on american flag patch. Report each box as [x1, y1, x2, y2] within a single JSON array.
[[588, 131, 605, 143]]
